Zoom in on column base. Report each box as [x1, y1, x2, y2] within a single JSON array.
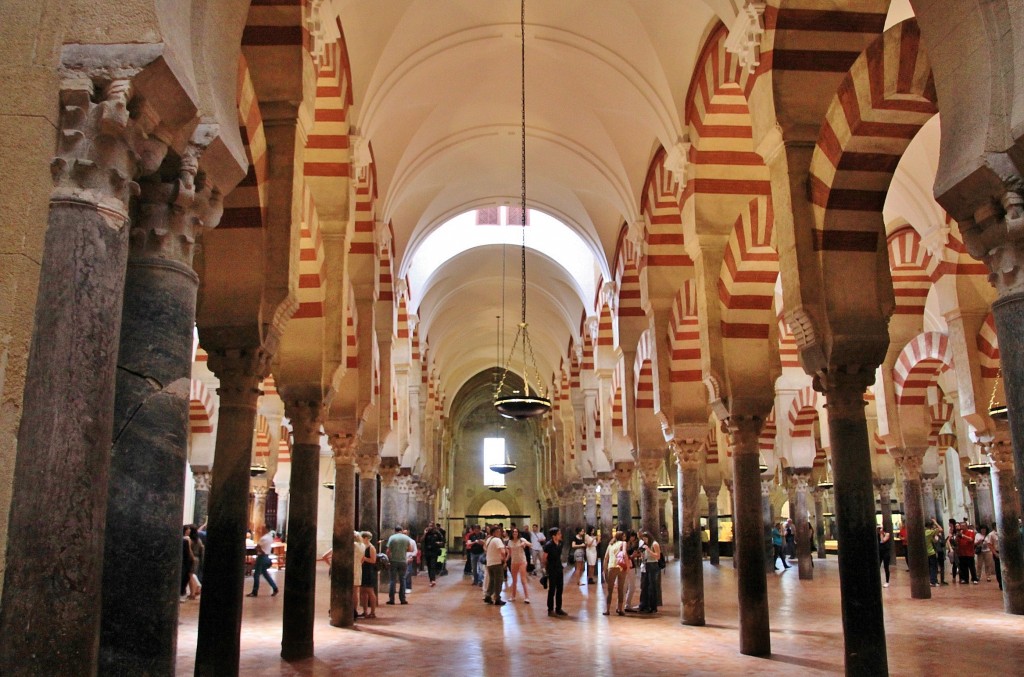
[[281, 641, 315, 662]]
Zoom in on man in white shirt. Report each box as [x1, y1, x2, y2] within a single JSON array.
[[247, 527, 278, 597], [529, 524, 546, 576], [484, 525, 508, 606]]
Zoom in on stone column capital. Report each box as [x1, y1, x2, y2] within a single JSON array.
[[760, 476, 774, 497], [790, 467, 813, 492], [723, 478, 734, 492], [356, 452, 380, 476], [961, 176, 1024, 296], [395, 475, 414, 494], [890, 448, 925, 481], [207, 347, 271, 401], [612, 461, 634, 489], [51, 76, 170, 224], [724, 415, 764, 453], [986, 442, 1015, 473], [131, 123, 224, 266], [378, 459, 400, 487], [813, 369, 874, 420], [671, 438, 703, 471], [329, 432, 357, 466], [704, 484, 721, 501], [252, 485, 268, 499], [282, 394, 326, 447], [636, 455, 663, 484], [192, 471, 212, 492]]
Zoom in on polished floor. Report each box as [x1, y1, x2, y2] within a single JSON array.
[[176, 556, 1024, 676]]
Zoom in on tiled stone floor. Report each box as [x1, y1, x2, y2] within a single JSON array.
[[176, 557, 1024, 676]]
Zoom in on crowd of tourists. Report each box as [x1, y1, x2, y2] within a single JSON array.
[[878, 517, 1005, 589]]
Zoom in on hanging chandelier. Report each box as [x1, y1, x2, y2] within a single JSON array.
[[494, 0, 551, 420], [489, 317, 518, 474], [250, 464, 268, 478], [988, 367, 1008, 421]]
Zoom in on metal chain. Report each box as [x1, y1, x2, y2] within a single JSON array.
[[520, 0, 528, 324]]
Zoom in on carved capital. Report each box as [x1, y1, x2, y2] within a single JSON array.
[[252, 485, 268, 500], [130, 123, 223, 265], [612, 461, 634, 489], [283, 398, 325, 446], [890, 448, 925, 481], [192, 471, 212, 492], [874, 478, 893, 499], [703, 485, 720, 502], [791, 468, 813, 493], [356, 453, 380, 476], [395, 475, 414, 494], [760, 477, 773, 497], [671, 438, 702, 471], [963, 175, 1024, 296], [814, 368, 875, 420], [206, 347, 270, 403], [51, 77, 169, 225], [329, 432, 357, 466], [378, 459, 400, 487], [636, 456, 663, 484], [724, 415, 763, 455], [987, 443, 1015, 473]]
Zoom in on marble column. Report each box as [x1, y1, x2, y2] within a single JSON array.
[[894, 449, 931, 599], [280, 396, 324, 661], [973, 470, 996, 528], [584, 483, 598, 528], [356, 451, 380, 540], [814, 487, 827, 560], [668, 488, 679, 557], [921, 474, 938, 523], [328, 434, 357, 628], [0, 75, 171, 676], [251, 485, 268, 537], [195, 348, 269, 676], [378, 462, 400, 534], [98, 139, 222, 677], [704, 484, 721, 565], [967, 481, 981, 526], [761, 477, 774, 574], [674, 442, 704, 626], [193, 470, 212, 525], [988, 442, 1024, 614], [724, 478, 737, 568], [638, 456, 662, 537], [395, 476, 413, 531], [793, 469, 814, 580], [992, 290, 1024, 508], [876, 479, 894, 537], [613, 462, 634, 531], [598, 477, 614, 549], [728, 415, 770, 657], [821, 372, 888, 676]]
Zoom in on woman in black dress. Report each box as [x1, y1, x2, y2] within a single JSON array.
[[359, 531, 378, 618]]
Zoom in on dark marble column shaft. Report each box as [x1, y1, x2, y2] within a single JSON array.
[[705, 486, 721, 565], [728, 416, 770, 657], [639, 477, 660, 537], [614, 462, 634, 531], [280, 398, 323, 661], [677, 447, 704, 626], [357, 454, 380, 540], [814, 488, 827, 560], [974, 473, 996, 528], [989, 445, 1024, 614], [992, 291, 1024, 505], [0, 77, 168, 677], [193, 472, 212, 526], [876, 480, 894, 537], [823, 373, 888, 676], [194, 348, 266, 676], [793, 469, 814, 580], [761, 478, 774, 574], [101, 152, 222, 677], [599, 484, 614, 546], [329, 438, 357, 628], [896, 452, 931, 600]]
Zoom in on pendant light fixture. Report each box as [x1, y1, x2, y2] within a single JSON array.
[[489, 317, 518, 475], [988, 367, 1008, 421], [493, 0, 551, 420]]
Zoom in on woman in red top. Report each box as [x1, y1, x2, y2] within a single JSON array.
[[956, 523, 979, 584]]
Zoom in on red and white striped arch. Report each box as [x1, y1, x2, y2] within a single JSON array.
[[569, 340, 582, 389], [943, 213, 990, 278], [395, 289, 410, 340], [978, 313, 999, 381], [685, 23, 769, 232], [669, 281, 701, 383], [704, 426, 719, 465], [253, 414, 271, 466], [927, 395, 954, 449], [758, 409, 777, 458], [777, 313, 799, 370], [596, 298, 615, 349], [293, 186, 326, 319], [614, 230, 645, 319], [788, 386, 821, 440], [718, 196, 778, 339], [304, 26, 353, 182], [634, 330, 656, 414], [640, 148, 691, 271], [887, 225, 937, 316], [893, 332, 953, 407], [261, 375, 278, 398], [277, 426, 291, 464], [189, 379, 214, 435], [809, 18, 937, 254], [376, 222, 395, 302], [220, 55, 267, 230], [345, 283, 358, 369]]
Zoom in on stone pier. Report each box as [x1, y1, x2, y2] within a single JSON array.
[[988, 443, 1024, 614], [793, 468, 814, 580], [329, 434, 357, 628], [356, 450, 380, 539], [613, 462, 634, 531], [674, 441, 704, 626], [893, 449, 931, 600], [638, 455, 662, 537]]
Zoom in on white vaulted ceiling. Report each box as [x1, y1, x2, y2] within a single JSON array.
[[335, 0, 723, 398]]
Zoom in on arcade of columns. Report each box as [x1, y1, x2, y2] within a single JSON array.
[[2, 2, 1024, 677]]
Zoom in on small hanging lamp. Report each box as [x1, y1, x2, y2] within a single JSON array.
[[989, 367, 1008, 421], [489, 317, 518, 475], [493, 0, 551, 420]]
